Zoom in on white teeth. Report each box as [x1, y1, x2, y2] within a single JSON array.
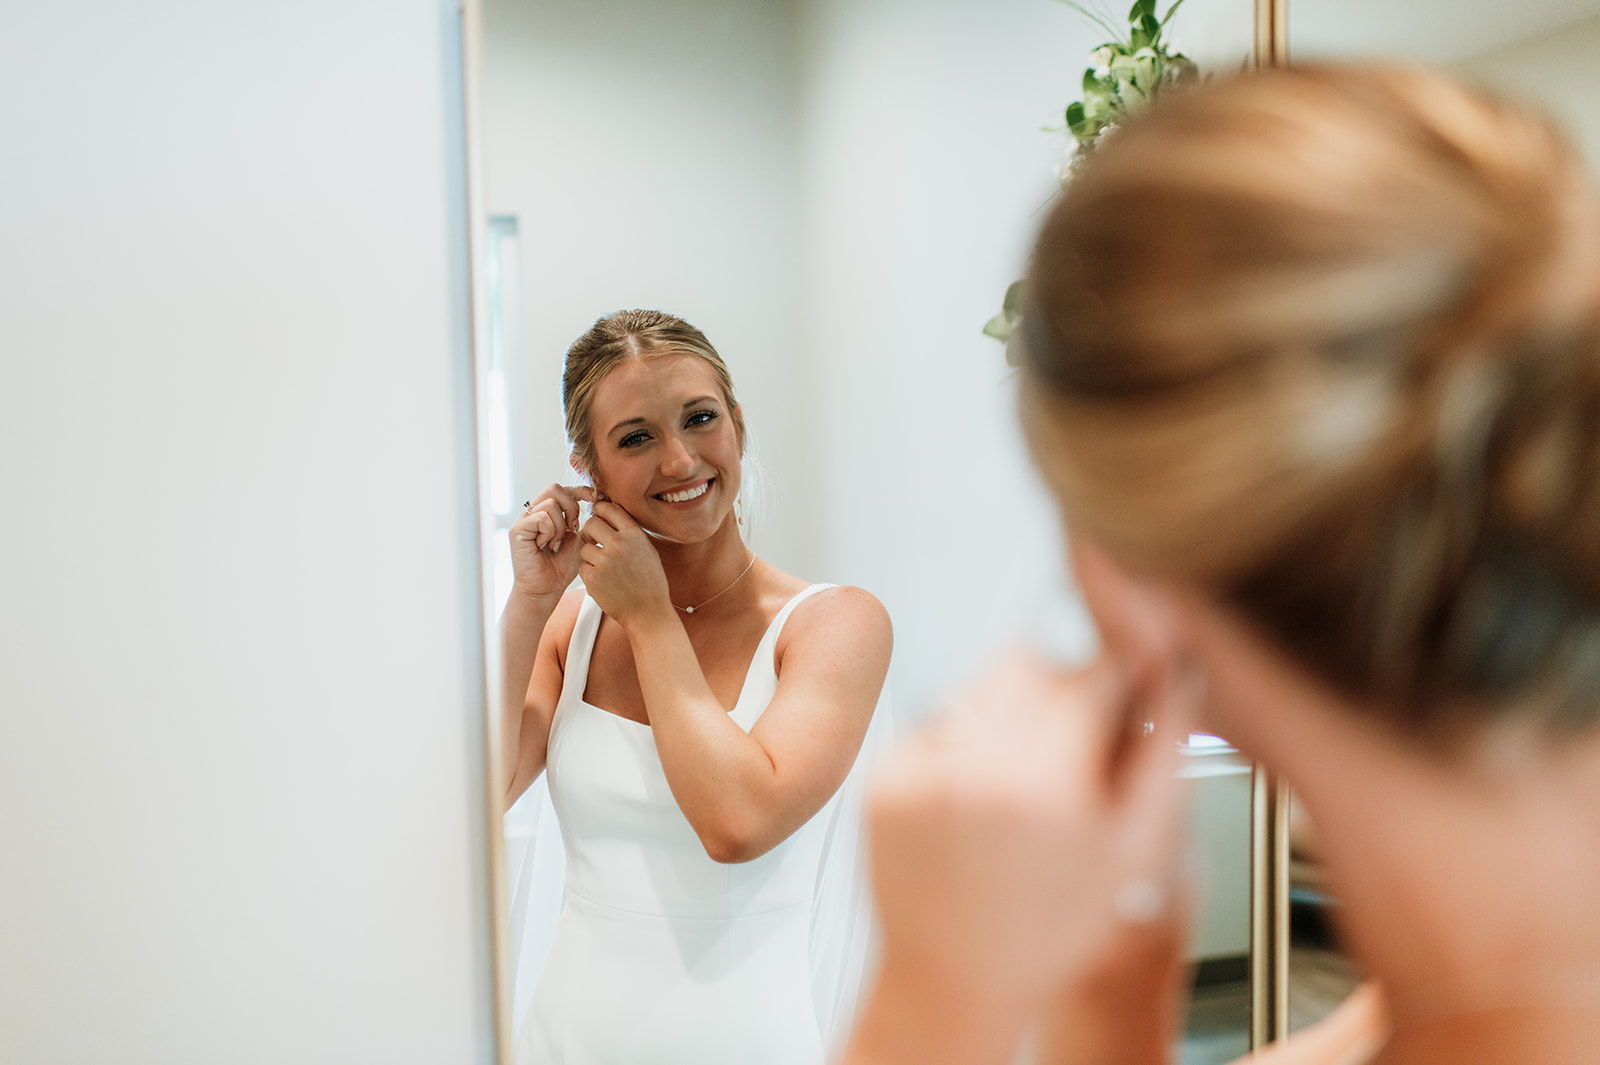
[[658, 482, 709, 503]]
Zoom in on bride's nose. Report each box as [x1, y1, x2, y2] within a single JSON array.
[[659, 432, 696, 477]]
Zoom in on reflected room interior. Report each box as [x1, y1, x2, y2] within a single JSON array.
[[467, 0, 1600, 1059], [474, 0, 1254, 1059]]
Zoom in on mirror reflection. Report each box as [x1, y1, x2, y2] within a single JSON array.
[[478, 0, 1254, 1060]]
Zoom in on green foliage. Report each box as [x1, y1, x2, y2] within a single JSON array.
[[981, 280, 1027, 367], [1055, 0, 1198, 153], [984, 0, 1200, 352]]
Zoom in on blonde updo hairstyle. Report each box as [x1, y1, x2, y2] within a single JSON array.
[[562, 309, 747, 478], [1022, 65, 1600, 740]]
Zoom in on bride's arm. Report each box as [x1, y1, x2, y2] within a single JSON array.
[[633, 582, 890, 862], [500, 484, 592, 809], [578, 500, 891, 862], [500, 588, 581, 809]]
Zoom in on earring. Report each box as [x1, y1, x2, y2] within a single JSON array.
[[736, 495, 744, 527]]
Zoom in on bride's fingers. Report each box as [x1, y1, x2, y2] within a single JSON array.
[[523, 503, 564, 551], [589, 500, 638, 533], [579, 514, 612, 548], [530, 511, 552, 551], [542, 512, 573, 554], [528, 484, 596, 535], [1109, 664, 1200, 902]]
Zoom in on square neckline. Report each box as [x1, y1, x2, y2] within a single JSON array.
[[577, 585, 827, 729]]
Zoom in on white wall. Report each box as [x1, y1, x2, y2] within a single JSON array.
[[1292, 0, 1600, 64], [481, 0, 813, 574], [0, 3, 497, 1062], [796, 0, 1076, 716], [795, 0, 1262, 713]]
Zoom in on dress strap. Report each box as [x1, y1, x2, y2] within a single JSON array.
[[753, 583, 837, 682], [768, 583, 836, 637], [730, 583, 837, 730], [554, 595, 604, 712]]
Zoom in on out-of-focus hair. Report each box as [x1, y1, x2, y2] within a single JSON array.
[[1021, 65, 1600, 738], [562, 309, 746, 474]]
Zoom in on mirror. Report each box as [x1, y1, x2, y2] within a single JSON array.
[[469, 0, 1260, 1059], [1275, 0, 1600, 1039]]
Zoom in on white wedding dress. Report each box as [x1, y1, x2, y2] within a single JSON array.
[[510, 584, 890, 1065]]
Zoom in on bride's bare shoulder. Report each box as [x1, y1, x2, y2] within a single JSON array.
[[777, 583, 892, 659]]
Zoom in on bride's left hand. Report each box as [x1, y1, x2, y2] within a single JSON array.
[[578, 501, 674, 629]]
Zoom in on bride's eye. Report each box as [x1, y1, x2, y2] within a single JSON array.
[[686, 409, 718, 428], [619, 430, 650, 448]]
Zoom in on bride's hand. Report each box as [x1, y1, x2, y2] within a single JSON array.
[[864, 647, 1195, 1019], [509, 484, 598, 601], [577, 501, 673, 628]]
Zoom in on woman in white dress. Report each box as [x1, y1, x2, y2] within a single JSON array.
[[500, 309, 893, 1065]]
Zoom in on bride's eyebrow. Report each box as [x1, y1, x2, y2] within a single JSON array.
[[608, 416, 647, 437]]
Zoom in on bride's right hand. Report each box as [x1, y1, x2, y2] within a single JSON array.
[[509, 484, 600, 600]]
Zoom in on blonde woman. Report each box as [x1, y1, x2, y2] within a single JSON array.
[[846, 66, 1600, 1065], [502, 310, 892, 1064]]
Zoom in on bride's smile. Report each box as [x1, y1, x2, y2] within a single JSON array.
[[655, 479, 711, 504]]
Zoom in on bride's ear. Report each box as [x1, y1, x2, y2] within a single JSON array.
[[569, 453, 594, 489], [1068, 535, 1180, 674]]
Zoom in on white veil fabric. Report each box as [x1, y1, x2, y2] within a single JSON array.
[[807, 681, 894, 1057], [502, 682, 895, 1059], [503, 775, 567, 1038]]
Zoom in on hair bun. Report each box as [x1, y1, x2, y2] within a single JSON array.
[[1022, 64, 1600, 735]]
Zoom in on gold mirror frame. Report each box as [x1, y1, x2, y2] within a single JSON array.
[[457, 0, 1291, 1059]]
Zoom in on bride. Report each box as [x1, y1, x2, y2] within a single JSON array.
[[500, 309, 892, 1065]]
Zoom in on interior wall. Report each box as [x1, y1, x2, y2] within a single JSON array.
[[794, 0, 1254, 962], [1292, 0, 1600, 64], [795, 0, 1127, 714], [481, 0, 813, 576], [0, 2, 496, 1061]]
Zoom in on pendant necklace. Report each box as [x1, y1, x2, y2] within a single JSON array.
[[675, 554, 757, 615]]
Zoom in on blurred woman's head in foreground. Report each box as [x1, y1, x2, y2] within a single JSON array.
[[1021, 65, 1600, 744]]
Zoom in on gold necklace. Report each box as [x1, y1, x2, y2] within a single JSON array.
[[675, 554, 756, 615]]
